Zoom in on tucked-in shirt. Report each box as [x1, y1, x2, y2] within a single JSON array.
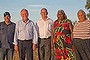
[[13, 20, 38, 45], [73, 20, 90, 39], [0, 22, 15, 49], [37, 18, 53, 38]]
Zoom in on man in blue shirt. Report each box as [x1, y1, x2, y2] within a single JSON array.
[[13, 9, 38, 60], [0, 12, 16, 60]]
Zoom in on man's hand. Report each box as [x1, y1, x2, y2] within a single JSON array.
[[14, 45, 18, 53], [33, 44, 37, 51]]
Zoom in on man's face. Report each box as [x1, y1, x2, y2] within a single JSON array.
[[78, 11, 86, 22], [4, 15, 11, 22], [40, 9, 47, 18], [21, 10, 28, 21]]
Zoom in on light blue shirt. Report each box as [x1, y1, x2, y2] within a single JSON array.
[[13, 20, 38, 45]]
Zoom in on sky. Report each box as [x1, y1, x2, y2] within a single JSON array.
[[0, 0, 87, 23]]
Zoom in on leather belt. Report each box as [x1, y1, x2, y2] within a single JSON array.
[[39, 36, 51, 40]]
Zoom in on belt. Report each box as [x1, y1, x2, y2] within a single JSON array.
[[18, 39, 32, 41], [39, 36, 51, 40]]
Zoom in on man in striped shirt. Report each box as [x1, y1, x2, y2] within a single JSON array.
[[73, 9, 90, 60]]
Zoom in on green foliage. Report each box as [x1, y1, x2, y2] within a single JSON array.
[[87, 13, 90, 19], [85, 0, 90, 19], [85, 0, 90, 10], [85, 2, 90, 10]]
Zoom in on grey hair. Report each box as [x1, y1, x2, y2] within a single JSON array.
[[77, 9, 86, 15], [57, 10, 67, 19], [41, 8, 48, 15], [20, 8, 28, 13]]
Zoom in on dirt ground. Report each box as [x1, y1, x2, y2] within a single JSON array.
[[13, 48, 38, 60]]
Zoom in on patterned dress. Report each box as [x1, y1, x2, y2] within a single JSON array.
[[53, 19, 75, 60]]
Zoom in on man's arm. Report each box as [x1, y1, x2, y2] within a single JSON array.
[[32, 22, 38, 51], [13, 22, 19, 52]]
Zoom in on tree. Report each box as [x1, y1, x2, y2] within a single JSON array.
[[85, 3, 90, 10], [85, 0, 90, 19]]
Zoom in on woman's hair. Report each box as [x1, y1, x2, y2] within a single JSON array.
[[57, 10, 67, 19], [77, 9, 86, 15], [77, 9, 87, 20]]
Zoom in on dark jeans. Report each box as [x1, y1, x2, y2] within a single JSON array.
[[38, 37, 51, 60], [73, 38, 90, 60], [18, 40, 33, 60], [0, 48, 13, 60]]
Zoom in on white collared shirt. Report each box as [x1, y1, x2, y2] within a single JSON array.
[[37, 18, 53, 38]]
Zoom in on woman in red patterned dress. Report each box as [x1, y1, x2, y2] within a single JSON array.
[[51, 10, 75, 60]]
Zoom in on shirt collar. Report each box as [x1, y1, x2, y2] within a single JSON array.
[[3, 21, 12, 26], [21, 19, 31, 24], [40, 17, 50, 21]]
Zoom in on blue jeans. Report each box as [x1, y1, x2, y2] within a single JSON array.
[[0, 48, 13, 60]]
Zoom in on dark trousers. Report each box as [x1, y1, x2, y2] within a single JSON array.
[[38, 37, 51, 60], [18, 40, 33, 60], [0, 48, 13, 60], [73, 38, 90, 60]]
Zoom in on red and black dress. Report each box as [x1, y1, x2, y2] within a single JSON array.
[[53, 19, 75, 60]]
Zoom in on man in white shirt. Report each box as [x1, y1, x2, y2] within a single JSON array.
[[13, 9, 38, 60], [37, 8, 53, 60]]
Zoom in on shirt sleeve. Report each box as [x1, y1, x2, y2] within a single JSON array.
[[32, 22, 38, 44], [48, 19, 54, 33], [50, 20, 54, 31], [13, 22, 19, 45]]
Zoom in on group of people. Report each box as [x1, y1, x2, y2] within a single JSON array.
[[0, 8, 90, 60]]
